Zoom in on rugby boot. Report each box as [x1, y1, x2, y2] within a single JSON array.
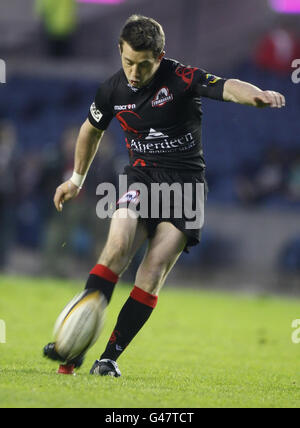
[[43, 342, 85, 368], [90, 359, 121, 377]]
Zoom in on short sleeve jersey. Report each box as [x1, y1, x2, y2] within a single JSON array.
[[88, 58, 227, 171]]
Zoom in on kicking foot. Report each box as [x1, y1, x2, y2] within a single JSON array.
[[43, 342, 85, 369]]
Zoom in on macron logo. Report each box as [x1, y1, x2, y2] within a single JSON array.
[[114, 104, 136, 111], [146, 128, 169, 140]]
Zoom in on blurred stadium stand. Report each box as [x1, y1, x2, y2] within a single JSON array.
[[0, 0, 299, 292]]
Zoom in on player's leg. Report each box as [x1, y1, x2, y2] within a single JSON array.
[[134, 221, 188, 295], [99, 208, 148, 275], [91, 222, 187, 376], [84, 208, 148, 303], [44, 208, 148, 368]]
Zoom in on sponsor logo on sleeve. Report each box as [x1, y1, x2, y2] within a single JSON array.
[[90, 102, 103, 123], [205, 73, 221, 85], [175, 66, 198, 90]]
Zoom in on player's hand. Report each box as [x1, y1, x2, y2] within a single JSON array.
[[54, 180, 81, 212], [254, 91, 286, 108]]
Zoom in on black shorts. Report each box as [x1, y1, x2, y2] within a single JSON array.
[[115, 166, 206, 253]]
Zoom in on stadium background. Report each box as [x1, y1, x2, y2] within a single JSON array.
[[0, 0, 299, 294]]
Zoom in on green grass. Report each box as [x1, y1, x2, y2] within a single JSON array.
[[0, 274, 300, 408]]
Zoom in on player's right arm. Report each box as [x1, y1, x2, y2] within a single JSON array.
[[53, 119, 104, 212]]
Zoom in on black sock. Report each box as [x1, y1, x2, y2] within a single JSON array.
[[85, 264, 119, 304], [100, 286, 158, 361]]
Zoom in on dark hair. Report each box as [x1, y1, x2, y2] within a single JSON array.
[[119, 15, 165, 58]]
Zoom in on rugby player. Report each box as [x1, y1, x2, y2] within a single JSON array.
[[44, 15, 285, 377]]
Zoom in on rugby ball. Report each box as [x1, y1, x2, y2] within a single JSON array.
[[53, 289, 106, 361]]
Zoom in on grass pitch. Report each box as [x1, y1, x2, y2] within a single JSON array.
[[0, 274, 300, 408]]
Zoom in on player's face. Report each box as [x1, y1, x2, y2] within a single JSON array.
[[120, 41, 164, 89]]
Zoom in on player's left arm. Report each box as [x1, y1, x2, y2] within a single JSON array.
[[223, 79, 286, 108]]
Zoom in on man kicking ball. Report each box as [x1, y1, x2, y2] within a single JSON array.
[[44, 15, 285, 377]]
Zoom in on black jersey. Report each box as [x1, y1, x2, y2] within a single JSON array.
[[88, 58, 227, 171]]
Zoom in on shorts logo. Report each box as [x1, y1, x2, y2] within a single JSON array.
[[114, 104, 136, 111], [90, 102, 103, 123], [152, 87, 173, 107], [117, 190, 140, 205]]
